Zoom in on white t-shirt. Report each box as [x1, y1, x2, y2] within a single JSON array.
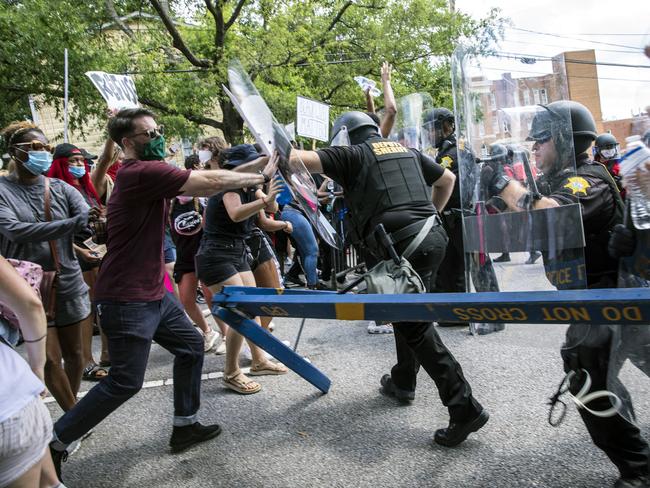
[[0, 342, 44, 423]]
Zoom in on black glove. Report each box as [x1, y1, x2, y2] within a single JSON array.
[[480, 163, 510, 199], [608, 223, 636, 258]]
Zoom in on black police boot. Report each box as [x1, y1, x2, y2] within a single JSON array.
[[169, 422, 222, 453], [433, 409, 489, 447], [380, 374, 415, 404], [614, 474, 649, 488], [494, 253, 511, 263], [49, 444, 68, 482]]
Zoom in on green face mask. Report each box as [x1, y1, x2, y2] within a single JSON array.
[[139, 135, 167, 161]]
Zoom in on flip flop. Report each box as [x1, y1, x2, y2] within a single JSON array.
[[222, 371, 261, 395], [248, 362, 288, 376], [82, 363, 109, 381]]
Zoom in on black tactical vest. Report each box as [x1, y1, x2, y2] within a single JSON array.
[[346, 137, 431, 237]]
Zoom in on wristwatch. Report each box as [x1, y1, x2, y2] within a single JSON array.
[[259, 170, 270, 184]]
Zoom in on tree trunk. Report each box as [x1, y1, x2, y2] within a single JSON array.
[[219, 96, 244, 144]]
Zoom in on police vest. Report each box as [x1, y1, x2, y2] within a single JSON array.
[[346, 137, 431, 237]]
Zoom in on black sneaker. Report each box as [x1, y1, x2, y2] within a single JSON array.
[[525, 251, 542, 265], [434, 409, 489, 447], [49, 444, 68, 482], [614, 474, 649, 488], [169, 422, 222, 453], [380, 374, 415, 404], [493, 253, 511, 263]]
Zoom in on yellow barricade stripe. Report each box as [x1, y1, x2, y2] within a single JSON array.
[[335, 303, 365, 320]]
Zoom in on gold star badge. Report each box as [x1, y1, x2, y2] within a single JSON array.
[[440, 156, 453, 169], [563, 176, 590, 196]]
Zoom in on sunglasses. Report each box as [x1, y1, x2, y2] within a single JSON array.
[[13, 140, 55, 154], [129, 126, 164, 140]]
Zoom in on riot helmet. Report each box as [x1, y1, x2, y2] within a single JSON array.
[[330, 111, 379, 146], [480, 143, 509, 164], [594, 132, 619, 161], [528, 101, 596, 175], [423, 107, 455, 149]]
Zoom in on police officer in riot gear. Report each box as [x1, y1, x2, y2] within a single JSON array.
[[292, 111, 489, 447], [423, 108, 502, 330], [482, 100, 649, 488], [594, 133, 624, 194]]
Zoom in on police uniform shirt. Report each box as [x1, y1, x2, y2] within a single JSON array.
[[543, 154, 620, 237], [317, 144, 444, 233]]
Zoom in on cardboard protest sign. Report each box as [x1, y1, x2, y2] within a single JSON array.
[[296, 96, 330, 142], [85, 71, 139, 110]]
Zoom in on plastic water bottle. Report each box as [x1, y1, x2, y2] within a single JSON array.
[[619, 135, 650, 230], [353, 76, 381, 97]]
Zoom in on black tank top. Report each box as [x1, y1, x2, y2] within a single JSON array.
[[202, 188, 257, 240]]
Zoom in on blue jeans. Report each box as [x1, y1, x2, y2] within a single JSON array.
[[281, 208, 319, 286], [54, 293, 204, 443]]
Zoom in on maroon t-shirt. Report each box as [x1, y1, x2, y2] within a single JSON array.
[[94, 159, 191, 302]]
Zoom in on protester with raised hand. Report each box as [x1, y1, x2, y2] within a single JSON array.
[[0, 121, 98, 414], [196, 145, 287, 395], [49, 108, 278, 481], [0, 255, 62, 488], [365, 61, 397, 138]]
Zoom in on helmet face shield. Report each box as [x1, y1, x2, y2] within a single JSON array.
[[330, 125, 351, 147]]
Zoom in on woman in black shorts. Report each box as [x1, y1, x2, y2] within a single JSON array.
[[196, 146, 286, 394]]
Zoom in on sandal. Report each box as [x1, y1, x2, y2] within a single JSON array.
[[222, 371, 261, 395], [83, 362, 109, 381], [249, 361, 288, 376]]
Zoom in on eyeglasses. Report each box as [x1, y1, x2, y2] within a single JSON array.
[[13, 140, 55, 154], [128, 126, 164, 140]]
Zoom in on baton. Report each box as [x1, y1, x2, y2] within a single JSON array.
[[519, 150, 542, 200]]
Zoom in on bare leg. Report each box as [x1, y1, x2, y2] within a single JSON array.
[[201, 284, 228, 337], [44, 328, 76, 411], [7, 458, 41, 488], [39, 449, 60, 488], [253, 259, 283, 330], [57, 322, 85, 398], [179, 273, 210, 335]]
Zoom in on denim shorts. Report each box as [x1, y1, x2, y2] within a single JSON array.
[[195, 239, 251, 287], [246, 231, 276, 271]]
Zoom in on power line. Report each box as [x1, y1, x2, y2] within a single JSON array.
[[492, 51, 650, 69], [500, 39, 640, 55], [508, 27, 644, 51]]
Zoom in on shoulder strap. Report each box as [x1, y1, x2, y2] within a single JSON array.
[[402, 215, 435, 259], [43, 178, 61, 273]]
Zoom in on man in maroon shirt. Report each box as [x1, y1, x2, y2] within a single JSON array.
[[50, 108, 277, 478]]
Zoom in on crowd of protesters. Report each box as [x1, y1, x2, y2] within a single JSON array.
[[0, 55, 648, 488]]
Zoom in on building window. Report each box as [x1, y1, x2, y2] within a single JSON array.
[[533, 89, 540, 104], [492, 116, 499, 133], [523, 90, 531, 106], [489, 93, 496, 111], [540, 88, 548, 104]]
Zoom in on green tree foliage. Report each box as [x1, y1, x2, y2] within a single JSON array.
[[0, 0, 505, 143]]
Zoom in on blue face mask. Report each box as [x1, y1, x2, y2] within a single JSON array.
[[69, 166, 86, 179], [23, 151, 53, 176]]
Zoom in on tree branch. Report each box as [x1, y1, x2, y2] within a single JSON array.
[[140, 97, 224, 129], [105, 0, 135, 39], [149, 0, 212, 68], [224, 0, 247, 31]]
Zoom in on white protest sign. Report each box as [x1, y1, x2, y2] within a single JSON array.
[[85, 71, 139, 110], [296, 96, 330, 142]]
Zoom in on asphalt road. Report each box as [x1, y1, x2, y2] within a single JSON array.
[[40, 307, 649, 488]]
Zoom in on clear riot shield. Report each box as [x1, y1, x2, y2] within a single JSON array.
[[452, 47, 647, 426], [608, 118, 650, 426], [386, 92, 434, 152], [224, 60, 341, 249]]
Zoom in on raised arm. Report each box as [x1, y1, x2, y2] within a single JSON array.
[[223, 178, 281, 223], [380, 62, 397, 138]]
